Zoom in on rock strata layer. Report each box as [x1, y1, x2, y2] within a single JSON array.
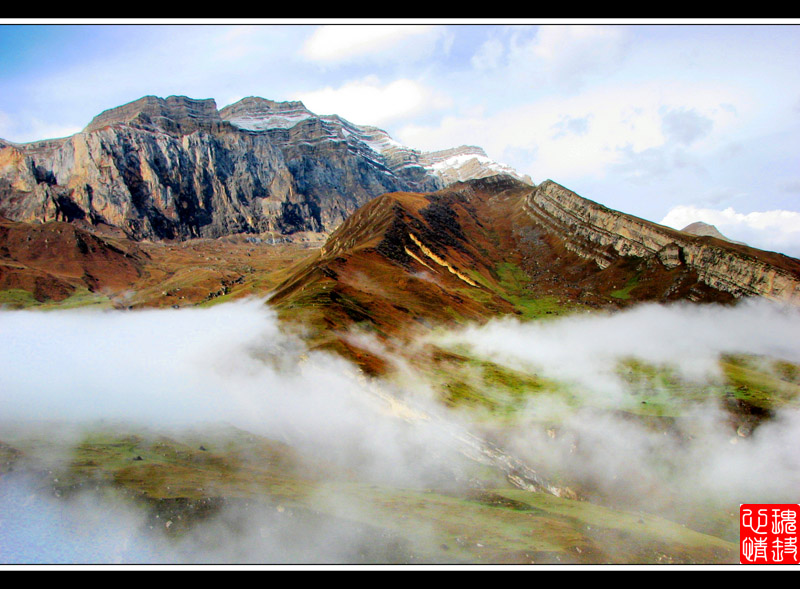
[[524, 180, 800, 305]]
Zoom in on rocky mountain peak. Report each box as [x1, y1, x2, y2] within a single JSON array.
[[219, 97, 315, 131], [216, 97, 531, 187], [419, 145, 533, 186], [680, 221, 745, 245], [84, 95, 222, 135], [1, 93, 535, 242]]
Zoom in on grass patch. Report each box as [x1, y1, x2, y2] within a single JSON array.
[[419, 346, 580, 418], [494, 262, 577, 319], [0, 287, 112, 310], [720, 354, 800, 411], [611, 272, 641, 300], [38, 288, 112, 310], [0, 288, 40, 309]]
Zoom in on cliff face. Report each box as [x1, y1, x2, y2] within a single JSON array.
[[524, 180, 800, 305], [0, 121, 301, 240], [218, 96, 531, 191], [0, 95, 528, 241]]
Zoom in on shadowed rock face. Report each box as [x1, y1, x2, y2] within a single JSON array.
[[0, 95, 526, 242], [0, 123, 303, 240]]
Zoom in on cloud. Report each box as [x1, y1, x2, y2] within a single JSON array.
[[470, 37, 505, 71], [428, 300, 800, 513], [431, 300, 800, 404], [550, 114, 591, 139], [660, 204, 800, 257], [398, 81, 737, 183], [299, 76, 452, 126], [0, 299, 473, 488], [0, 470, 432, 564], [0, 299, 478, 563], [509, 25, 630, 90], [301, 25, 450, 64], [612, 144, 707, 185], [2, 297, 800, 561], [661, 107, 714, 146]]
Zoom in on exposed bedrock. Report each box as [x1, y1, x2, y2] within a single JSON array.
[[525, 180, 800, 305]]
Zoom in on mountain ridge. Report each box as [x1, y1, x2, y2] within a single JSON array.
[[0, 94, 531, 243], [264, 175, 800, 376], [1, 95, 799, 317]]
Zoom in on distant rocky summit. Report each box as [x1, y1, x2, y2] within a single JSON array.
[[0, 95, 530, 241], [680, 221, 747, 246]]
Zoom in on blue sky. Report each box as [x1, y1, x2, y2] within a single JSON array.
[[1, 20, 800, 256]]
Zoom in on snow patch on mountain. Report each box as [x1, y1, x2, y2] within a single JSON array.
[[221, 98, 532, 187]]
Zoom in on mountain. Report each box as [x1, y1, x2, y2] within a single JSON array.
[[680, 221, 747, 246], [219, 96, 532, 186], [0, 215, 147, 303], [268, 175, 800, 372], [2, 93, 799, 321], [0, 95, 530, 242], [524, 181, 800, 304]]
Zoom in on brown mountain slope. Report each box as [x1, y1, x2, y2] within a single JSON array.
[[0, 218, 325, 310], [267, 182, 525, 372], [268, 176, 800, 373], [0, 217, 148, 304]]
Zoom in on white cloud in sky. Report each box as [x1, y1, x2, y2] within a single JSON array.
[[660, 107, 714, 146], [299, 76, 452, 126], [0, 109, 82, 143], [398, 80, 744, 183], [470, 37, 505, 71], [302, 25, 449, 64], [661, 204, 800, 257], [485, 25, 630, 91]]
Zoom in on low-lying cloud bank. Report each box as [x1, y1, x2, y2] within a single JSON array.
[[0, 474, 417, 564], [0, 299, 473, 563], [1, 297, 799, 563], [428, 299, 800, 513], [0, 298, 467, 484], [431, 299, 800, 403]]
